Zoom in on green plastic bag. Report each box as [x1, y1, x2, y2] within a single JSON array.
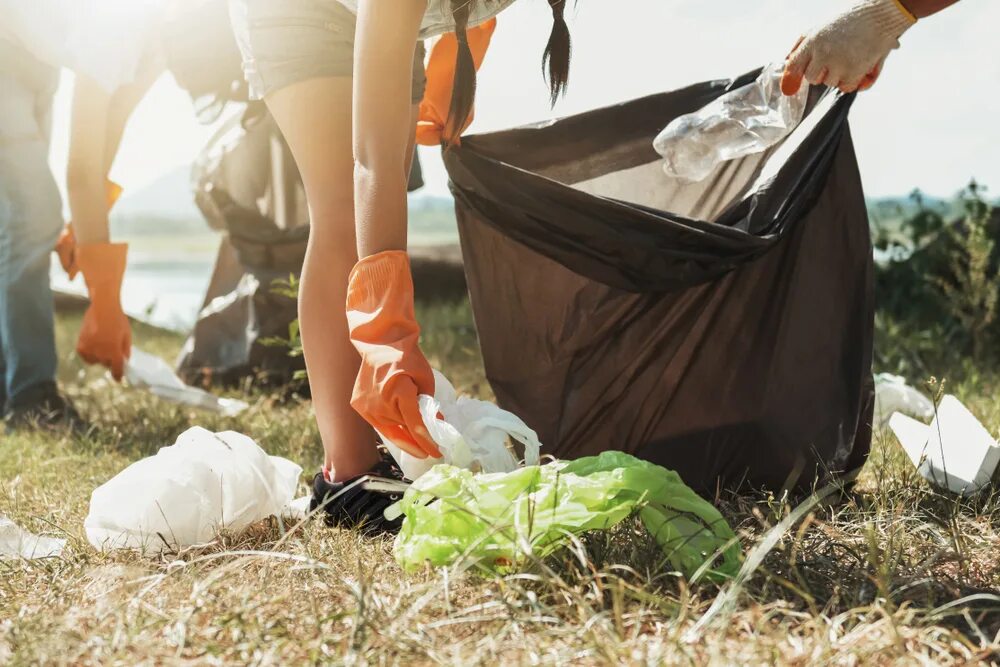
[[391, 451, 741, 581]]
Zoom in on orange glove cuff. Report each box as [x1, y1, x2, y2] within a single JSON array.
[[56, 180, 124, 279], [77, 242, 128, 292]]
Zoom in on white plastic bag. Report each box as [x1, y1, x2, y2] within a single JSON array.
[[85, 427, 302, 554], [0, 516, 65, 560], [380, 371, 542, 480], [653, 63, 808, 182], [873, 373, 935, 427], [125, 348, 249, 417], [890, 395, 1000, 496]]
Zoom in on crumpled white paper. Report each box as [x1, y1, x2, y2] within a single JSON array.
[[380, 370, 542, 480], [890, 394, 1000, 496], [126, 348, 248, 416], [0, 516, 65, 560], [85, 427, 301, 554]]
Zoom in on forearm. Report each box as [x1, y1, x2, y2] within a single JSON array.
[[352, 0, 425, 257], [67, 69, 157, 244], [900, 0, 961, 18]]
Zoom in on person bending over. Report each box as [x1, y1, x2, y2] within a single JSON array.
[[229, 0, 573, 532]]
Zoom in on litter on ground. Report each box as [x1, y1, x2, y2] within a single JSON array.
[[380, 370, 541, 480], [0, 516, 66, 560], [125, 347, 249, 416], [85, 426, 301, 554], [390, 451, 741, 581], [890, 394, 1000, 496], [873, 372, 935, 427]]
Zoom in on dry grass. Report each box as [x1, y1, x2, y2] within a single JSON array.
[[2, 304, 1000, 665]]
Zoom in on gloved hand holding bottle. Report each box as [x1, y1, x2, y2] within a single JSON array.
[[781, 0, 961, 96], [346, 250, 440, 460], [76, 242, 131, 382]]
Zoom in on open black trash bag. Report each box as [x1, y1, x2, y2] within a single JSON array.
[[445, 71, 874, 494]]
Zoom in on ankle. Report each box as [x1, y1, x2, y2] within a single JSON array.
[[326, 447, 381, 482]]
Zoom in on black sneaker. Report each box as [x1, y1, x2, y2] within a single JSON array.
[[4, 382, 87, 434], [310, 454, 409, 535]]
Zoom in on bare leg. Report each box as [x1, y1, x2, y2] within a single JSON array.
[[265, 77, 375, 480], [265, 76, 421, 480]]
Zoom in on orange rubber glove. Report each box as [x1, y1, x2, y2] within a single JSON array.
[[76, 242, 131, 381], [346, 250, 441, 459], [56, 180, 124, 279], [416, 18, 497, 147]]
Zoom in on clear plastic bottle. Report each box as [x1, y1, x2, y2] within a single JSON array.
[[653, 63, 808, 182]]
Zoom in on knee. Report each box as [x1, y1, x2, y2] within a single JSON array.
[[306, 197, 356, 249]]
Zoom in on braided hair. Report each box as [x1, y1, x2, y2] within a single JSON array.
[[445, 0, 571, 144]]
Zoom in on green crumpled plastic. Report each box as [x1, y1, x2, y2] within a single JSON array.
[[391, 451, 742, 581]]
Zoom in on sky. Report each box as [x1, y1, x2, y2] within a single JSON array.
[[48, 0, 1000, 205]]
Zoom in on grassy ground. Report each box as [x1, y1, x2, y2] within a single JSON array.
[[2, 302, 1000, 665]]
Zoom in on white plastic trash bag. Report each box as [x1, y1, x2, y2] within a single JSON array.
[[889, 395, 1000, 496], [126, 348, 249, 417], [874, 373, 935, 428], [380, 370, 542, 480], [85, 427, 302, 554], [0, 516, 66, 560]]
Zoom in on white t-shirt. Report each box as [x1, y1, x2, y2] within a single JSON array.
[[336, 0, 516, 40], [0, 0, 162, 93]]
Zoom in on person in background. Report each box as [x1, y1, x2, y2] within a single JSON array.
[[228, 0, 572, 532], [781, 0, 962, 96], [1, 0, 242, 430], [0, 1, 164, 429]]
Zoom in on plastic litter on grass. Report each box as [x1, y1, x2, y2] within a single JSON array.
[[874, 372, 935, 427], [380, 370, 541, 480], [889, 395, 1000, 496], [390, 451, 741, 581], [85, 426, 301, 554], [126, 347, 249, 416], [0, 516, 65, 560]]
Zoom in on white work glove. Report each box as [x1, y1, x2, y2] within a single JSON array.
[[782, 0, 917, 96]]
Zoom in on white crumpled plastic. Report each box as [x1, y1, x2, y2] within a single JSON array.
[[85, 427, 301, 554], [873, 373, 935, 428], [380, 371, 542, 480], [654, 63, 808, 182], [125, 348, 249, 417], [0, 516, 66, 560], [890, 395, 1000, 496]]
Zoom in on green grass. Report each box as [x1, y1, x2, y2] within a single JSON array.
[[2, 302, 1000, 664]]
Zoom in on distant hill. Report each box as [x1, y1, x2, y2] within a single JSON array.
[[109, 167, 460, 244], [117, 168, 989, 248], [110, 166, 210, 238]]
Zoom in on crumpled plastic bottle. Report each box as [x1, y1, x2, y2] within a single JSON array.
[[654, 63, 808, 182]]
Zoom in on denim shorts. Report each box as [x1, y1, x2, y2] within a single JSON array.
[[230, 0, 427, 103]]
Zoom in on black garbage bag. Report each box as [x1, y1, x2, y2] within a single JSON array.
[[445, 71, 874, 494]]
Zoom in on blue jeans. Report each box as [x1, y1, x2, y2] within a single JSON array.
[[0, 41, 63, 410]]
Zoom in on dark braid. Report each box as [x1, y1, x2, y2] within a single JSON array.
[[445, 0, 476, 145], [445, 0, 572, 146], [542, 0, 571, 106]]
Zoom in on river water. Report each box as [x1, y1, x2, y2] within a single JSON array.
[[51, 244, 218, 332]]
